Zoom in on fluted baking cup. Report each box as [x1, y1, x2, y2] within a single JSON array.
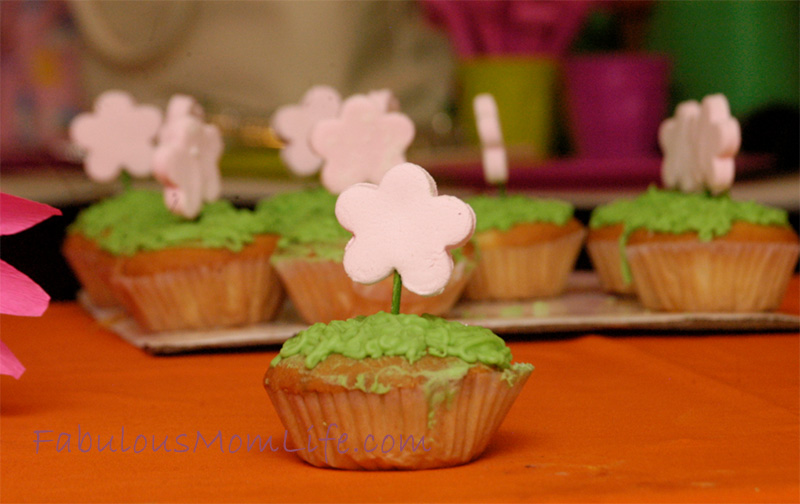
[[627, 240, 799, 312], [266, 365, 531, 470], [111, 255, 284, 332], [465, 228, 585, 300]]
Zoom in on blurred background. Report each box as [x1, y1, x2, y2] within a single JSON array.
[[1, 0, 798, 299]]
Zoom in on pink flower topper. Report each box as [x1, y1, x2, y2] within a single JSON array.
[[659, 94, 740, 195], [335, 163, 475, 303], [271, 86, 342, 177], [311, 94, 415, 194], [70, 90, 162, 182], [474, 93, 508, 187], [0, 193, 61, 379], [152, 102, 224, 219]]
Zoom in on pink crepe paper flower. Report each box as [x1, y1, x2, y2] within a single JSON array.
[[335, 163, 475, 296], [311, 93, 415, 194], [271, 86, 342, 177], [1, 193, 61, 379], [69, 90, 162, 183], [152, 113, 224, 219]]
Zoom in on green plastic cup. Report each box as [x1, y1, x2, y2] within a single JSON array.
[[458, 57, 558, 158]]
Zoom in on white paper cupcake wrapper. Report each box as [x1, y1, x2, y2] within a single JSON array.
[[627, 240, 799, 312], [465, 228, 585, 300], [586, 238, 636, 295], [111, 255, 284, 332], [266, 366, 531, 470]]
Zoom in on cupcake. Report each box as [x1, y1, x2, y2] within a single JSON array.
[[257, 188, 474, 324], [464, 194, 585, 300], [605, 94, 800, 312], [264, 312, 532, 469], [586, 198, 637, 295], [621, 188, 798, 312], [67, 189, 285, 331]]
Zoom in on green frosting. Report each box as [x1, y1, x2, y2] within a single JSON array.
[[69, 190, 281, 255], [467, 194, 574, 233], [255, 188, 351, 261], [271, 312, 515, 370], [590, 186, 790, 239], [589, 186, 792, 282]]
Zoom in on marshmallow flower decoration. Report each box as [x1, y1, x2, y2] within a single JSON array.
[[159, 94, 204, 142], [152, 113, 224, 219], [659, 94, 740, 195], [311, 94, 415, 194], [70, 90, 162, 182], [335, 163, 475, 296], [474, 93, 508, 186], [271, 86, 342, 176]]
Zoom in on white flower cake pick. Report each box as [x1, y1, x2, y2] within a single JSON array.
[[311, 93, 415, 194], [659, 93, 740, 195], [335, 162, 475, 313], [69, 90, 162, 182], [271, 85, 342, 177], [474, 93, 508, 189], [152, 98, 224, 219]]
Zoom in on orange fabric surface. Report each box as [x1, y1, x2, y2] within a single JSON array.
[[1, 278, 799, 503]]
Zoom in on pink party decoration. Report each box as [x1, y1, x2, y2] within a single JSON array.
[[659, 94, 740, 195], [335, 163, 475, 296], [474, 93, 508, 185], [69, 90, 162, 182], [659, 100, 701, 192], [152, 114, 223, 219], [695, 94, 740, 195], [367, 89, 400, 112], [0, 193, 61, 379], [311, 94, 415, 194], [271, 86, 342, 176]]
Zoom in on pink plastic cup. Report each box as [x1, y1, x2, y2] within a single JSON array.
[[564, 53, 671, 159]]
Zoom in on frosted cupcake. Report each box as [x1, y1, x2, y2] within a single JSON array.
[[265, 312, 532, 469], [464, 194, 585, 300], [586, 198, 638, 295], [67, 190, 285, 331], [621, 188, 798, 312]]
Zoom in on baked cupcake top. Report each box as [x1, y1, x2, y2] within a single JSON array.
[[467, 194, 574, 233], [69, 189, 280, 255], [590, 186, 790, 241], [256, 188, 351, 261]]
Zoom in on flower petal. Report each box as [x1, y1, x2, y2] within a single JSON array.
[[0, 193, 61, 236], [0, 260, 51, 316], [0, 340, 25, 379]]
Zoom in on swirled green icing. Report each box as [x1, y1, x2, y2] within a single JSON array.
[[271, 312, 516, 370], [255, 188, 351, 261], [68, 190, 281, 255], [589, 186, 792, 282], [467, 194, 574, 233]]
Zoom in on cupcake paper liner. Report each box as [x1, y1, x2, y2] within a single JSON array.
[[62, 234, 123, 308], [266, 366, 531, 470], [111, 255, 284, 332], [586, 238, 636, 295], [627, 240, 799, 312], [272, 258, 474, 324], [465, 228, 585, 301]]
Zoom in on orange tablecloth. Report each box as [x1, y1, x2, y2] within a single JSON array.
[[2, 278, 799, 503]]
